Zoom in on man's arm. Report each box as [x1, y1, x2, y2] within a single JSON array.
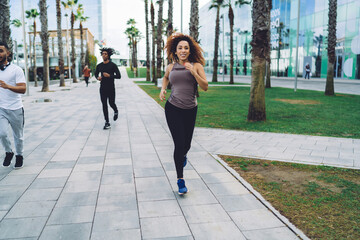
[[0, 81, 26, 94], [113, 64, 121, 79], [95, 64, 100, 79]]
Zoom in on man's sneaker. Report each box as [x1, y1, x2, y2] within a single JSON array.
[[103, 122, 111, 130], [184, 155, 187, 167], [177, 179, 188, 195], [14, 155, 23, 169], [3, 152, 14, 167], [113, 112, 118, 121]]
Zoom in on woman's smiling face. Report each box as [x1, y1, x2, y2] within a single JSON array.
[[176, 40, 190, 63]]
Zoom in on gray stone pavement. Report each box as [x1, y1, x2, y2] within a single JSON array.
[[3, 67, 358, 239]]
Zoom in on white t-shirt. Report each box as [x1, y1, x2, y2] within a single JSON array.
[[0, 64, 26, 110]]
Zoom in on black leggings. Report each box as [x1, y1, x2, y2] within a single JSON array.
[[165, 101, 197, 179], [100, 88, 118, 123]]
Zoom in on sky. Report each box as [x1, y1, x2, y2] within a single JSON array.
[[102, 0, 210, 59]]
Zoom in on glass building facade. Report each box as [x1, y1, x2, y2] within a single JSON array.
[[199, 0, 360, 80]]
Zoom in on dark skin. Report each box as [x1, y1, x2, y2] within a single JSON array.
[[0, 46, 26, 94], [97, 51, 111, 81]]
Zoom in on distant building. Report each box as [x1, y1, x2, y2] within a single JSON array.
[[199, 0, 360, 80]]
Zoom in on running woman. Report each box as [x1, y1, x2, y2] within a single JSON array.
[[159, 33, 208, 195], [95, 47, 121, 129]]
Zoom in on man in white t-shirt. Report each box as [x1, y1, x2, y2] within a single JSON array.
[[0, 42, 26, 169]]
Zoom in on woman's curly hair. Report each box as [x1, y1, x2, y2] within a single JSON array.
[[165, 33, 205, 66]]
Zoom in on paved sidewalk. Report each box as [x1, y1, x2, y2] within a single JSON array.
[[2, 68, 348, 239]]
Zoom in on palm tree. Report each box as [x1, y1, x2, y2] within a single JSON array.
[[209, 0, 225, 82], [75, 5, 89, 73], [151, 1, 156, 82], [264, 0, 272, 88], [62, 0, 79, 83], [167, 0, 173, 37], [39, 0, 49, 92], [247, 0, 270, 121], [0, 0, 12, 53], [144, 0, 151, 81], [56, 0, 66, 87], [26, 8, 40, 87], [189, 0, 199, 42], [156, 0, 164, 84], [125, 19, 142, 77], [11, 19, 22, 64], [314, 34, 323, 77], [325, 0, 337, 96]]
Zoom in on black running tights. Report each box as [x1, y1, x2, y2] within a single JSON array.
[[165, 101, 197, 179], [100, 88, 118, 123]]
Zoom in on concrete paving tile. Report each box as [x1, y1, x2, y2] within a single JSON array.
[[30, 177, 67, 189], [96, 195, 138, 212], [293, 154, 323, 164], [63, 180, 100, 193], [91, 229, 141, 240], [182, 204, 231, 223], [134, 167, 166, 178], [323, 157, 353, 167], [140, 216, 191, 239], [199, 172, 238, 184], [6, 201, 56, 218], [101, 173, 134, 185], [138, 200, 182, 218], [217, 194, 266, 212], [230, 209, 285, 231], [37, 168, 72, 178], [6, 166, 43, 175], [133, 159, 163, 169], [68, 171, 102, 182], [266, 152, 295, 161], [311, 151, 339, 158], [242, 226, 299, 239], [189, 221, 246, 240], [99, 183, 135, 197], [191, 162, 228, 174], [19, 188, 62, 202], [176, 190, 218, 206], [105, 152, 132, 159], [77, 156, 104, 164], [136, 176, 175, 202], [0, 217, 47, 239], [47, 205, 95, 225], [44, 161, 76, 169], [207, 182, 249, 196], [103, 165, 133, 174], [56, 191, 98, 207], [0, 174, 36, 186], [73, 163, 103, 172], [0, 211, 6, 221], [104, 157, 132, 165], [39, 223, 92, 240], [92, 210, 139, 232]]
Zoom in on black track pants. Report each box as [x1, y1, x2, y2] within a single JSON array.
[[100, 87, 118, 123], [165, 101, 197, 179]]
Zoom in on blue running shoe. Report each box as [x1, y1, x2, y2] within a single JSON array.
[[183, 155, 187, 167], [177, 179, 188, 195]]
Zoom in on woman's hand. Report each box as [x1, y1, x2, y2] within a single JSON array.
[[184, 62, 195, 75], [159, 88, 167, 102]]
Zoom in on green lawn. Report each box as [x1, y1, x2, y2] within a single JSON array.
[[138, 85, 360, 138], [126, 67, 164, 78]]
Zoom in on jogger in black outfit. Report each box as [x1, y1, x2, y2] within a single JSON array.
[[95, 48, 121, 129], [160, 33, 208, 195]]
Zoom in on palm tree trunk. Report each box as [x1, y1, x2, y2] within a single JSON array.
[[56, 0, 65, 87], [29, 35, 33, 73], [265, 0, 272, 88], [229, 4, 234, 84], [71, 11, 77, 83], [167, 0, 173, 37], [212, 7, 220, 82], [247, 0, 270, 121], [156, 0, 164, 84], [189, 0, 199, 42], [151, 1, 156, 83], [40, 0, 49, 92], [80, 22, 85, 74], [33, 21, 38, 87], [325, 0, 337, 96], [0, 0, 12, 53], [145, 0, 151, 81]]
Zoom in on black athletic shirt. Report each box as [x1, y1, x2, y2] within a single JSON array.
[[95, 61, 121, 89]]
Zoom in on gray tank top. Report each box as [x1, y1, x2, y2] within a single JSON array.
[[168, 62, 197, 109]]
